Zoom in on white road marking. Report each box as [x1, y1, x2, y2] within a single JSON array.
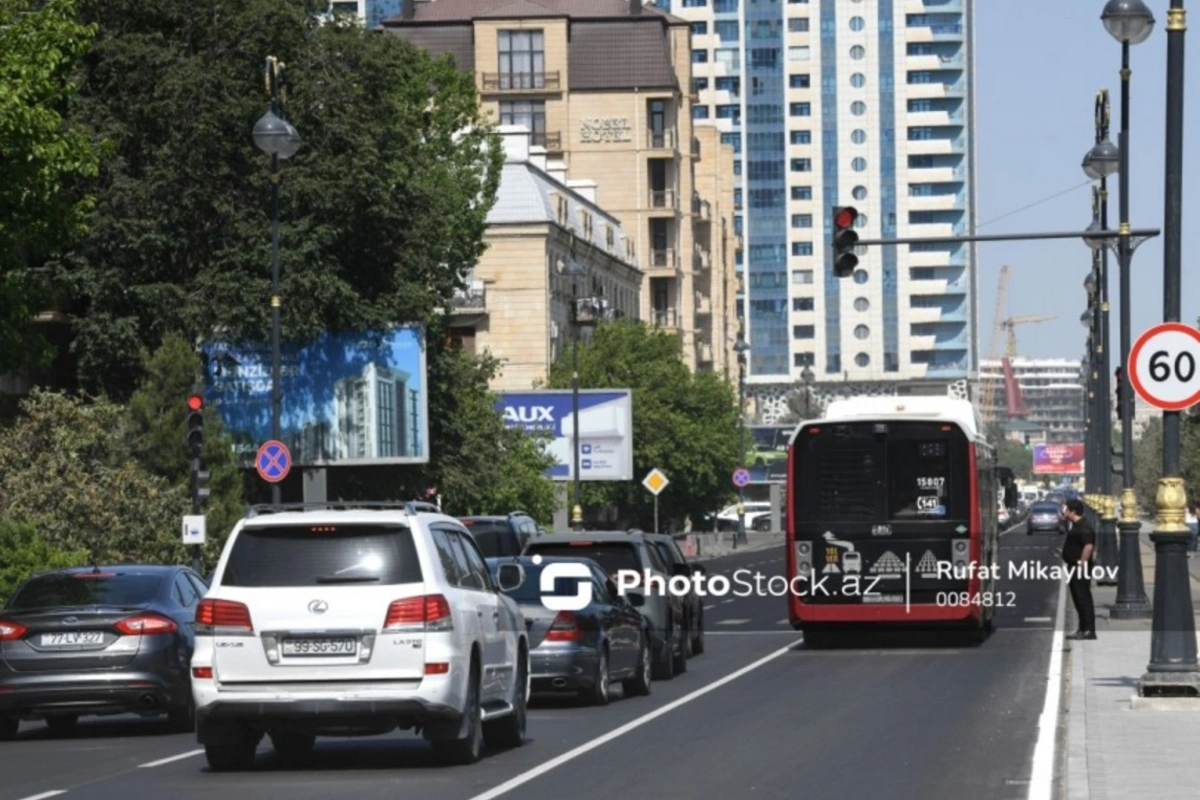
[[1023, 617, 1053, 624], [717, 619, 750, 625], [776, 618, 790, 625], [465, 641, 802, 800], [20, 792, 66, 800], [138, 749, 204, 768], [721, 599, 735, 605], [707, 631, 799, 635], [703, 604, 717, 610], [1027, 580, 1067, 800]]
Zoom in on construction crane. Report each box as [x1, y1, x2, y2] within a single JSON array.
[[998, 314, 1056, 419], [1001, 315, 1056, 358], [978, 266, 1011, 428]]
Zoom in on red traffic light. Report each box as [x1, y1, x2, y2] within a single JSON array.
[[834, 206, 858, 230], [187, 394, 204, 412]]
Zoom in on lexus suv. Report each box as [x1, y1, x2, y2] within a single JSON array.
[[191, 502, 530, 771]]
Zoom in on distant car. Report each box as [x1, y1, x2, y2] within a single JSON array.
[[642, 533, 706, 656], [1026, 501, 1066, 535], [714, 502, 771, 532], [486, 556, 651, 705], [0, 565, 208, 739], [458, 513, 541, 558]]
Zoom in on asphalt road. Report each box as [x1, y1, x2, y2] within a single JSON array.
[[1, 524, 1064, 800]]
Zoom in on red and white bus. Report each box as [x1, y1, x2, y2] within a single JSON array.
[[784, 397, 1000, 646]]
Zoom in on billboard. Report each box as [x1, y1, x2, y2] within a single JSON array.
[[497, 390, 633, 481], [202, 325, 429, 466], [745, 424, 794, 482], [1032, 443, 1085, 475]]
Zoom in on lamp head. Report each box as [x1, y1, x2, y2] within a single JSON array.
[[1083, 220, 1106, 252], [1101, 0, 1156, 45], [252, 110, 291, 156]]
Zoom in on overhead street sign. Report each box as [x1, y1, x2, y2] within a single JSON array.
[[1128, 323, 1200, 410], [733, 468, 752, 488], [256, 440, 292, 483], [642, 468, 669, 496]]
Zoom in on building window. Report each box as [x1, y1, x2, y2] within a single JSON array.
[[715, 48, 740, 69], [715, 20, 739, 40], [851, 129, 866, 144], [794, 353, 815, 369], [908, 127, 935, 140], [692, 49, 709, 63], [791, 214, 813, 228], [691, 21, 708, 34], [852, 185, 868, 200], [793, 325, 816, 339], [717, 105, 741, 122], [714, 0, 738, 11], [499, 100, 546, 140], [853, 297, 870, 312], [850, 45, 865, 60], [855, 212, 869, 228], [790, 102, 812, 117], [849, 16, 865, 31], [850, 72, 866, 88], [793, 297, 815, 311], [791, 186, 813, 200], [788, 18, 810, 32], [851, 100, 866, 115], [693, 105, 710, 119], [908, 71, 934, 84], [789, 46, 811, 61], [853, 269, 869, 284], [792, 241, 814, 256], [716, 76, 740, 95], [722, 132, 741, 152], [854, 324, 870, 340], [790, 73, 811, 88], [791, 130, 811, 144], [851, 157, 867, 172], [792, 270, 814, 285], [684, 0, 708, 6], [497, 30, 546, 89], [855, 352, 870, 367], [790, 158, 812, 172], [909, 99, 935, 112]]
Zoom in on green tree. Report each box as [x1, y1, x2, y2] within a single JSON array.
[[774, 386, 825, 426], [0, 0, 102, 371], [0, 519, 89, 605], [126, 334, 246, 549], [546, 320, 741, 530], [0, 390, 187, 564], [1131, 416, 1164, 515], [995, 438, 1033, 481], [56, 0, 502, 395]]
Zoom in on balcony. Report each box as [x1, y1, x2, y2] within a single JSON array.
[[698, 342, 714, 363], [695, 292, 713, 315], [647, 129, 677, 150], [449, 280, 487, 316], [648, 189, 677, 210], [480, 71, 562, 93], [531, 131, 563, 153], [692, 193, 712, 222], [649, 248, 677, 270], [652, 308, 678, 328], [694, 246, 711, 271]]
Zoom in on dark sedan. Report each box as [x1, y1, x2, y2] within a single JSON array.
[[1026, 502, 1066, 535], [487, 556, 651, 705], [0, 565, 207, 739]]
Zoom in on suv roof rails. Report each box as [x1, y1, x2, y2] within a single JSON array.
[[244, 501, 442, 518], [507, 510, 530, 518]]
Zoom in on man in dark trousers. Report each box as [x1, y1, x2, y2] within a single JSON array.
[[1059, 498, 1097, 640]]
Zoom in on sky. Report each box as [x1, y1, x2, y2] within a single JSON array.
[[973, 0, 1200, 363]]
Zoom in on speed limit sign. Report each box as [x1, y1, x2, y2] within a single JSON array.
[[1128, 323, 1200, 410]]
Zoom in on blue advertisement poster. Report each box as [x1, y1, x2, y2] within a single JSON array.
[[497, 390, 634, 481], [202, 325, 429, 466]]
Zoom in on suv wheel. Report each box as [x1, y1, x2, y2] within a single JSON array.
[[166, 697, 195, 733], [0, 716, 17, 741], [672, 625, 688, 675], [205, 739, 257, 772], [431, 661, 483, 765], [582, 645, 610, 706], [483, 649, 527, 749], [621, 639, 652, 697]]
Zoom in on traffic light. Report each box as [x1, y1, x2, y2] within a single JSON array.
[[186, 394, 205, 457], [1114, 367, 1124, 419], [832, 206, 859, 278], [191, 466, 211, 510]]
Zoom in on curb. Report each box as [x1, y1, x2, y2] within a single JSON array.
[[688, 533, 785, 562]]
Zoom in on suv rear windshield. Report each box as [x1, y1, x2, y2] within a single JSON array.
[[461, 521, 521, 558], [8, 573, 164, 610], [222, 525, 422, 587], [525, 542, 641, 577]]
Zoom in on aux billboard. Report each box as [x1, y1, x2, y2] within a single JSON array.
[[202, 325, 429, 466], [1032, 443, 1085, 475], [497, 390, 634, 481]]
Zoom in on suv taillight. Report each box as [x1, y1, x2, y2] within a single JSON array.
[[115, 613, 177, 635], [195, 599, 253, 633], [384, 595, 453, 632], [545, 611, 582, 642], [0, 620, 26, 641]]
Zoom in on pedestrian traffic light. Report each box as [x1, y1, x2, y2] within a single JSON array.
[[832, 206, 859, 278], [186, 394, 204, 457], [1114, 367, 1124, 419]]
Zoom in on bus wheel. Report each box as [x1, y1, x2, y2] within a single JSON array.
[[802, 630, 833, 650]]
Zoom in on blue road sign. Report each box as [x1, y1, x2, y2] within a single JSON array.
[[732, 468, 751, 488], [256, 440, 292, 484]]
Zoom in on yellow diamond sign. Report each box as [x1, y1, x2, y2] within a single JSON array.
[[642, 468, 669, 496]]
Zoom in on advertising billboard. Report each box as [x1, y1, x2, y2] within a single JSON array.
[[202, 325, 429, 466], [497, 390, 633, 481], [745, 424, 795, 482], [1032, 443, 1085, 475]]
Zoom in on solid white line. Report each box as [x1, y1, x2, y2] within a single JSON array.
[[138, 749, 204, 768], [1027, 580, 1067, 800], [717, 619, 750, 625], [1024, 617, 1053, 624], [19, 792, 66, 800], [465, 641, 802, 800]]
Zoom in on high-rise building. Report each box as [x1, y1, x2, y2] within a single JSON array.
[[380, 0, 739, 376], [334, 363, 417, 459], [977, 358, 1085, 443], [663, 0, 978, 413]]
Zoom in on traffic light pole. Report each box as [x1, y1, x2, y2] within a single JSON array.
[[851, 227, 1160, 247], [190, 453, 203, 574]]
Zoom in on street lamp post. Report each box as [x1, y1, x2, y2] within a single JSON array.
[[1140, 0, 1199, 694], [1099, 0, 1154, 618], [1082, 88, 1120, 584], [734, 334, 751, 545], [561, 257, 586, 531], [252, 56, 301, 506]]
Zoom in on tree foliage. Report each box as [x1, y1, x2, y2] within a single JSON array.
[[774, 387, 824, 426], [0, 390, 187, 564], [0, 0, 102, 371], [0, 519, 89, 606], [55, 0, 502, 395], [994, 438, 1033, 481], [546, 320, 741, 530]]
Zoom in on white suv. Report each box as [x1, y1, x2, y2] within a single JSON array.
[[191, 502, 530, 771]]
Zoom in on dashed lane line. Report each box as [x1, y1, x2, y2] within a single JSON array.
[[717, 619, 750, 625], [464, 640, 802, 800], [19, 792, 66, 800], [138, 749, 204, 768], [703, 604, 717, 610], [1023, 617, 1053, 624]]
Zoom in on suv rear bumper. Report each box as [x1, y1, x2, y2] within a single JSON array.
[[196, 695, 462, 742]]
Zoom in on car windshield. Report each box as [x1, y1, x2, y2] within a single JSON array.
[[222, 524, 423, 587], [494, 563, 591, 604], [525, 542, 641, 577], [460, 521, 517, 558], [7, 573, 164, 610], [1031, 503, 1061, 514]]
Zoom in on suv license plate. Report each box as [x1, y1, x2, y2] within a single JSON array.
[[281, 637, 357, 656]]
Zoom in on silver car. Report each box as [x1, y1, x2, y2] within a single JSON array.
[[1026, 501, 1066, 535]]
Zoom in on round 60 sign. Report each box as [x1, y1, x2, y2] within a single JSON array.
[[1128, 323, 1200, 411]]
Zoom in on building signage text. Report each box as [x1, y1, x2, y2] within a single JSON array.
[[580, 117, 632, 143]]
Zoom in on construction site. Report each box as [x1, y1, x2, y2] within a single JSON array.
[[974, 265, 1087, 444]]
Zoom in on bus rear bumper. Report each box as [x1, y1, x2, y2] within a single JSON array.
[[789, 603, 981, 627]]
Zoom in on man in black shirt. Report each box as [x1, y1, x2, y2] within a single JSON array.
[[1060, 498, 1097, 640]]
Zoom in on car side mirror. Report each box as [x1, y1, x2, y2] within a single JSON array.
[[672, 563, 691, 577], [625, 590, 646, 608], [496, 563, 524, 592], [606, 579, 620, 598], [690, 563, 707, 575]]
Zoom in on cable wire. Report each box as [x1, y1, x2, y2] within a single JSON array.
[[976, 180, 1094, 230]]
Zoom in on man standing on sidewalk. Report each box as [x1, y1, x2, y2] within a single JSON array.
[[1060, 498, 1097, 640]]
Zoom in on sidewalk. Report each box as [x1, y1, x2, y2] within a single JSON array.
[[685, 530, 784, 562], [1064, 523, 1200, 800]]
